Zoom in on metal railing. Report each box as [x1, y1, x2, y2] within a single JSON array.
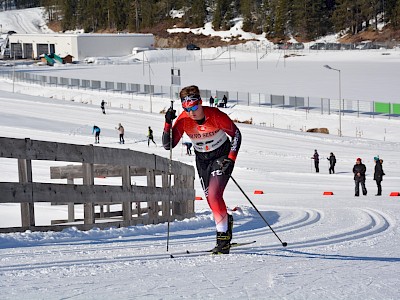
[[1, 69, 399, 120]]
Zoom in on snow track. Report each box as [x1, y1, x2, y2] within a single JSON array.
[[0, 207, 393, 273]]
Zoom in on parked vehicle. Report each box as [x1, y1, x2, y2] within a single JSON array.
[[310, 43, 326, 50], [186, 43, 200, 50], [340, 43, 356, 50], [325, 43, 341, 50]]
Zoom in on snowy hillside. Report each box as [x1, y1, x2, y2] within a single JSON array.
[[0, 7, 52, 34]]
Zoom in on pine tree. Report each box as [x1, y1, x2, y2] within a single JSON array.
[[141, 0, 155, 29], [189, 0, 206, 27], [274, 0, 289, 38], [241, 0, 253, 32], [61, 0, 77, 31], [212, 0, 223, 29]]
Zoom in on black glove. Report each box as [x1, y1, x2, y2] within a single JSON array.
[[165, 107, 177, 124], [219, 158, 235, 175]]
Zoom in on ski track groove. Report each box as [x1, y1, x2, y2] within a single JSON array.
[[0, 208, 393, 272]]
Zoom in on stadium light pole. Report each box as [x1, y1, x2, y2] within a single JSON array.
[[324, 65, 342, 137]]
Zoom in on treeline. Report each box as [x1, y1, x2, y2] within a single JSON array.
[[40, 0, 400, 40], [1, 0, 41, 9]]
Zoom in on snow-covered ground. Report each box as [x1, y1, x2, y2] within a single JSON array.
[[0, 7, 52, 34], [1, 7, 400, 300]]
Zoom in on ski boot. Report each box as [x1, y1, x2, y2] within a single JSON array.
[[212, 214, 233, 254]]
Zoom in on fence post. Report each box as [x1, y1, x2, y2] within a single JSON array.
[[83, 162, 95, 224], [328, 98, 330, 115], [67, 178, 75, 222], [373, 101, 375, 119], [161, 172, 170, 222], [18, 156, 35, 228], [147, 168, 158, 224], [122, 165, 132, 223], [321, 98, 323, 114], [173, 174, 184, 219]]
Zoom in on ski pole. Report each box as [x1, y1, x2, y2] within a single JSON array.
[[166, 100, 174, 252], [229, 175, 288, 247]]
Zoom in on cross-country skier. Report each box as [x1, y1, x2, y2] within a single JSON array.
[[162, 85, 242, 254], [101, 100, 107, 114], [92, 125, 101, 144], [148, 126, 157, 147], [117, 123, 125, 144], [182, 141, 193, 155]]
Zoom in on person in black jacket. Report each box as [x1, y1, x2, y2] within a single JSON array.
[[327, 152, 336, 174], [101, 100, 107, 114], [147, 126, 157, 147], [353, 157, 367, 196], [209, 96, 214, 107], [373, 156, 385, 196], [311, 149, 319, 173]]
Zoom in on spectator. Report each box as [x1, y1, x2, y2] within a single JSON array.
[[214, 96, 219, 107], [311, 149, 319, 173], [327, 152, 336, 174], [222, 95, 228, 108], [353, 158, 367, 196], [373, 156, 385, 196], [209, 96, 214, 107]]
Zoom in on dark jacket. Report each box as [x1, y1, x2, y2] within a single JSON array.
[[374, 161, 384, 181], [327, 154, 336, 166], [312, 152, 319, 161], [353, 163, 366, 180], [148, 128, 153, 138]]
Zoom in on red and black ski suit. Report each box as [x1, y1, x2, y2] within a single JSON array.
[[162, 107, 241, 232]]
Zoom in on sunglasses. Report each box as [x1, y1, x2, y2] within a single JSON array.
[[183, 104, 199, 112]]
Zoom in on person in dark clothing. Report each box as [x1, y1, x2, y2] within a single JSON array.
[[222, 95, 228, 108], [209, 96, 214, 107], [373, 156, 385, 196], [101, 100, 107, 114], [327, 152, 336, 174], [147, 126, 157, 147], [92, 125, 101, 144], [182, 141, 193, 155], [311, 149, 319, 173], [353, 157, 367, 196]]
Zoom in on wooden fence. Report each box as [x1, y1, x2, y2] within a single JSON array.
[[0, 137, 196, 233]]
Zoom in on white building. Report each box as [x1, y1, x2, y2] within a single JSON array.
[[8, 33, 155, 60]]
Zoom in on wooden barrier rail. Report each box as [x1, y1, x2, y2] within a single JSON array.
[[0, 137, 196, 233]]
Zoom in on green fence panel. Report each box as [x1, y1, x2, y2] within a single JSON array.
[[392, 103, 400, 115], [374, 102, 390, 113]]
